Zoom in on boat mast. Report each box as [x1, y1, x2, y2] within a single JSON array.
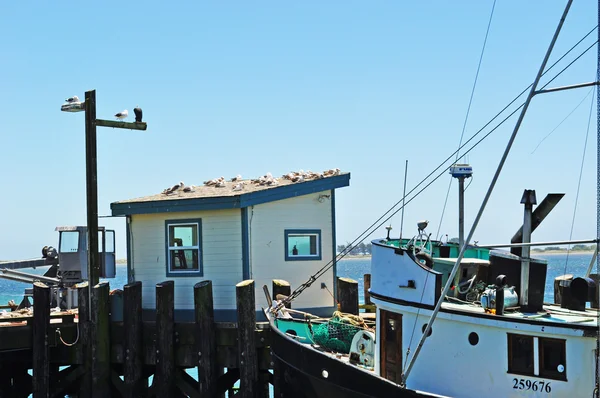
[[586, 1, 600, 398], [401, 0, 574, 385]]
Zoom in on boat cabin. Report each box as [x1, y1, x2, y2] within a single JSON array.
[[110, 170, 350, 321]]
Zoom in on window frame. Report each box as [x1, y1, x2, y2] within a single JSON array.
[[165, 218, 203, 277], [284, 229, 322, 261], [507, 333, 567, 381], [507, 333, 535, 377]]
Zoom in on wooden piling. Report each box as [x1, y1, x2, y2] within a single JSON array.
[[337, 277, 359, 315], [155, 281, 175, 397], [554, 274, 573, 305], [236, 280, 260, 398], [77, 282, 92, 397], [91, 282, 110, 397], [32, 282, 50, 398], [363, 274, 372, 305], [123, 281, 144, 397], [272, 279, 291, 308], [194, 280, 217, 397]]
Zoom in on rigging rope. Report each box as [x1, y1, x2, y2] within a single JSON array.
[[276, 26, 600, 310], [561, 86, 595, 278], [435, 0, 497, 243]]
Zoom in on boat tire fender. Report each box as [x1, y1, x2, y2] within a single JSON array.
[[415, 252, 434, 268]]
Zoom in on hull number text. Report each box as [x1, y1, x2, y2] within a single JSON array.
[[512, 378, 551, 393]]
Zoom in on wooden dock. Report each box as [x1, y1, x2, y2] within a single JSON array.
[[0, 275, 372, 397]]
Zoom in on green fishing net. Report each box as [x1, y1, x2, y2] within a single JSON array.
[[311, 314, 362, 353]]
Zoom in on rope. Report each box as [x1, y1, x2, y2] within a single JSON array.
[[595, 2, 600, 394], [435, 0, 497, 242], [561, 86, 595, 279], [56, 322, 80, 347], [277, 26, 600, 310]]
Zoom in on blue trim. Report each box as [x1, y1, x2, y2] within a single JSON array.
[[126, 216, 133, 283], [142, 305, 337, 322], [284, 229, 322, 261], [111, 173, 350, 216], [241, 207, 250, 280], [331, 190, 337, 302], [164, 218, 204, 277]]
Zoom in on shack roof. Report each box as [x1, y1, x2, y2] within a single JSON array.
[[110, 171, 350, 216]]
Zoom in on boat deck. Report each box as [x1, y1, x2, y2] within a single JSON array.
[[440, 300, 598, 327]]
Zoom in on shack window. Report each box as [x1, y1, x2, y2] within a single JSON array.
[[165, 219, 202, 276], [285, 229, 322, 261], [59, 231, 79, 253], [539, 338, 566, 381], [507, 334, 534, 376]]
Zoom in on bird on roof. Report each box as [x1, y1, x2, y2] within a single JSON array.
[[231, 174, 242, 182], [183, 184, 196, 193], [165, 181, 184, 195], [233, 182, 244, 191], [115, 110, 128, 120], [134, 106, 143, 122], [65, 96, 80, 103]]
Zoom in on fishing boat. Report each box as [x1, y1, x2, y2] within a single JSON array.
[[264, 1, 600, 397]]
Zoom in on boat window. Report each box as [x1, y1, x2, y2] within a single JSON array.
[[468, 332, 479, 346], [539, 338, 566, 381], [507, 334, 534, 376], [165, 219, 203, 277], [59, 231, 79, 253], [284, 229, 322, 261]]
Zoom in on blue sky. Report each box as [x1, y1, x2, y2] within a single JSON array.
[[0, 1, 598, 261]]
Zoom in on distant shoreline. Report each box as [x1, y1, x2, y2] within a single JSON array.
[[532, 250, 595, 255]]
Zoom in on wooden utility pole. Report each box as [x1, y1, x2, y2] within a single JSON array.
[[85, 90, 100, 288]]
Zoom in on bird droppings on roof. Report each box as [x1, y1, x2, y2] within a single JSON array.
[[114, 168, 344, 204]]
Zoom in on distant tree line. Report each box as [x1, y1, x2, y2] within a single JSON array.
[[337, 242, 372, 256], [532, 244, 596, 252]]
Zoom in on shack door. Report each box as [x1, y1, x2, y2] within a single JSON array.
[[380, 310, 403, 384]]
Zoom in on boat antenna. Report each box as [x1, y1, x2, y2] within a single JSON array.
[[402, 0, 575, 386], [399, 160, 408, 241]]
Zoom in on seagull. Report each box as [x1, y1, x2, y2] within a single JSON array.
[[166, 181, 184, 194], [134, 106, 143, 122], [115, 110, 128, 120], [183, 185, 196, 193], [65, 96, 80, 103]]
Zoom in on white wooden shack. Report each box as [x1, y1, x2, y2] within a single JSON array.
[[110, 171, 350, 321]]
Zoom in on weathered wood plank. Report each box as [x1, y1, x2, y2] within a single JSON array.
[[363, 274, 372, 307], [194, 280, 217, 397], [272, 279, 291, 308], [236, 280, 261, 398], [91, 282, 111, 397], [77, 282, 92, 397], [175, 369, 201, 398], [155, 281, 175, 397], [337, 277, 359, 315], [32, 282, 50, 398], [123, 281, 144, 397], [94, 119, 147, 130]]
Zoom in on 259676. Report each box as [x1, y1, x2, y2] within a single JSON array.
[[512, 378, 551, 393]]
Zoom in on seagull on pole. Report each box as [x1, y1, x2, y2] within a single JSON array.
[[65, 96, 80, 103], [133, 105, 143, 122], [115, 110, 128, 120]]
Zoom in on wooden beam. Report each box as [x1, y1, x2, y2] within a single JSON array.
[[175, 369, 201, 398], [194, 280, 217, 397], [123, 281, 144, 397], [95, 119, 148, 131], [363, 274, 372, 307], [91, 282, 111, 397], [155, 281, 175, 397], [236, 280, 261, 398], [32, 282, 50, 398]]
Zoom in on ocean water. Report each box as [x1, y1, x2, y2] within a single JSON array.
[[0, 253, 595, 307]]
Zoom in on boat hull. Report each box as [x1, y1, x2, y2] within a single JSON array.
[[267, 310, 437, 398]]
